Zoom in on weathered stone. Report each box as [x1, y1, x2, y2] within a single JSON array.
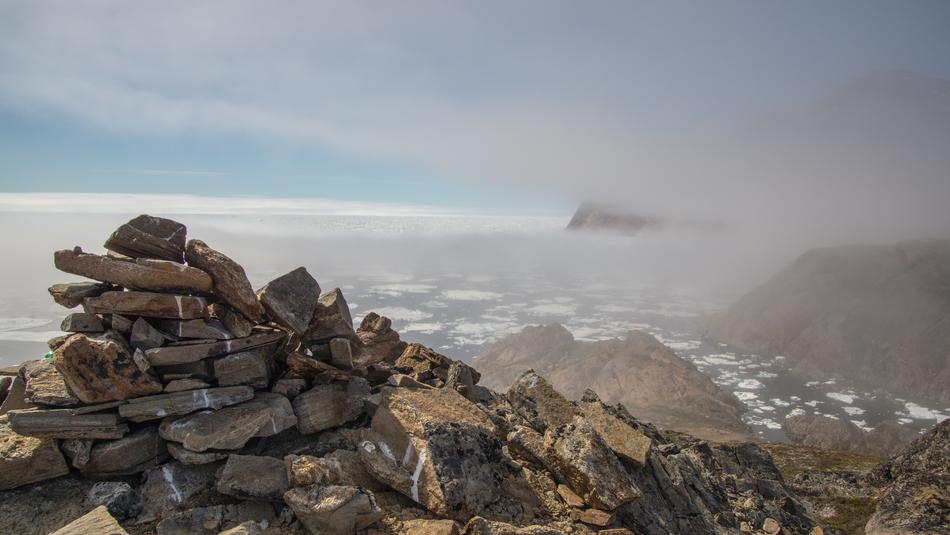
[[257, 267, 320, 335], [286, 352, 353, 383], [506, 425, 550, 468], [139, 461, 219, 523], [61, 312, 104, 333], [155, 503, 277, 535], [283, 484, 383, 535], [507, 370, 576, 433], [54, 332, 163, 403], [399, 519, 461, 535], [212, 304, 254, 338], [22, 358, 81, 406], [104, 214, 187, 262], [761, 517, 781, 535], [459, 517, 559, 535], [293, 377, 369, 434], [85, 291, 209, 319], [362, 386, 503, 520], [329, 338, 353, 369], [55, 247, 212, 293], [159, 392, 296, 452], [49, 505, 129, 535], [0, 375, 33, 415], [305, 288, 355, 342], [167, 442, 232, 465], [445, 360, 480, 398], [271, 377, 308, 399], [217, 521, 265, 535], [579, 393, 652, 468], [49, 281, 116, 309], [353, 313, 406, 365], [85, 481, 142, 520], [285, 454, 343, 487], [164, 378, 211, 392], [395, 343, 453, 380], [556, 484, 585, 507], [130, 317, 167, 351], [576, 508, 614, 527], [107, 314, 134, 335], [387, 373, 434, 389], [119, 386, 254, 422], [47, 334, 70, 350], [81, 426, 167, 476], [145, 331, 285, 366], [8, 408, 128, 439], [216, 454, 289, 501], [160, 318, 233, 340], [543, 416, 639, 511], [61, 438, 93, 468], [154, 359, 215, 382], [0, 416, 70, 490], [213, 347, 272, 389], [185, 239, 263, 322]]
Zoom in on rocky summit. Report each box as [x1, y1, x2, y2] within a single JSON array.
[[0, 213, 935, 535]]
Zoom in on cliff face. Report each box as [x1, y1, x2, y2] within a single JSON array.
[[474, 324, 751, 442], [782, 415, 920, 457], [705, 239, 950, 403]]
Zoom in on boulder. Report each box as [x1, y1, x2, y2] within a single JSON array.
[[257, 267, 321, 335], [215, 454, 289, 501], [85, 291, 209, 319], [304, 288, 355, 342], [542, 416, 639, 511], [145, 331, 285, 366], [85, 481, 142, 520], [131, 317, 168, 351], [507, 370, 577, 432], [159, 392, 296, 452], [285, 454, 344, 487], [61, 312, 104, 333], [360, 386, 504, 519], [185, 239, 263, 322], [0, 416, 70, 490], [212, 304, 254, 338], [160, 319, 234, 340], [54, 247, 212, 293], [293, 377, 369, 434], [53, 332, 163, 403], [7, 408, 129, 439], [22, 358, 81, 406], [353, 313, 406, 365], [104, 214, 187, 262], [283, 484, 383, 535], [118, 386, 254, 422], [49, 506, 129, 535], [80, 426, 167, 476], [213, 347, 273, 389], [48, 281, 115, 309]]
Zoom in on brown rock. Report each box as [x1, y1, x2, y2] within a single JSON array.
[[283, 484, 383, 535], [55, 247, 212, 293], [49, 505, 129, 535], [167, 442, 232, 465], [305, 288, 355, 342], [395, 343, 453, 380], [216, 454, 289, 501], [61, 438, 93, 468], [211, 304, 254, 338], [80, 426, 167, 476], [762, 517, 782, 535], [399, 519, 460, 535], [353, 313, 406, 365], [285, 352, 353, 383], [271, 377, 308, 399], [213, 347, 273, 389], [154, 503, 277, 535], [257, 267, 321, 335], [185, 239, 262, 322], [131, 317, 167, 351], [61, 312, 104, 333], [0, 416, 70, 490], [0, 375, 34, 415], [164, 378, 211, 392], [285, 454, 343, 487], [579, 392, 652, 468], [119, 386, 254, 422], [54, 332, 163, 403], [139, 461, 220, 524], [85, 291, 209, 319], [507, 369, 577, 432], [8, 408, 128, 439], [556, 484, 585, 507], [159, 392, 296, 451], [328, 338, 353, 370], [577, 508, 614, 527], [49, 281, 116, 309], [104, 214, 187, 262], [160, 319, 234, 340], [22, 358, 81, 406], [217, 521, 265, 535], [145, 331, 285, 366], [293, 378, 369, 434]]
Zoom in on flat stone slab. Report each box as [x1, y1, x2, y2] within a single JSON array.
[[48, 281, 117, 309], [213, 347, 273, 389], [49, 505, 129, 535], [283, 485, 383, 535], [257, 267, 320, 335], [160, 319, 234, 340], [305, 288, 355, 342], [80, 426, 167, 476], [159, 392, 296, 452], [145, 331, 285, 366], [54, 332, 164, 403], [185, 239, 262, 322], [118, 386, 254, 422], [104, 214, 187, 262], [8, 408, 129, 439], [215, 454, 289, 501], [131, 318, 168, 351], [212, 303, 254, 338], [55, 247, 212, 294], [22, 358, 81, 407], [0, 418, 70, 490], [293, 378, 368, 435], [61, 312, 105, 333], [85, 291, 209, 319]]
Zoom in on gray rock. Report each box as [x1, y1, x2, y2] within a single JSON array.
[[84, 481, 142, 520], [80, 426, 167, 477], [104, 214, 187, 262], [305, 288, 355, 342], [84, 291, 209, 319], [48, 282, 116, 309], [60, 313, 104, 333], [160, 319, 234, 340], [119, 386, 255, 422], [283, 484, 383, 535], [215, 454, 289, 501], [293, 377, 369, 434], [185, 239, 263, 323], [131, 318, 168, 351], [257, 267, 321, 335], [213, 347, 273, 389]]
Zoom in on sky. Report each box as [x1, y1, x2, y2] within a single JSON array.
[[1, 1, 949, 223]]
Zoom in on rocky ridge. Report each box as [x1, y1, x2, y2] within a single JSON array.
[[0, 214, 827, 534], [782, 415, 920, 458]]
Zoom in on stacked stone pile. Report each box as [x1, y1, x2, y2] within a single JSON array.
[[1, 214, 823, 535]]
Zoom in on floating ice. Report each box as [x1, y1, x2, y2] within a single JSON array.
[[843, 406, 865, 416], [441, 290, 503, 301], [371, 307, 433, 322], [737, 379, 764, 390], [826, 392, 856, 404]]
